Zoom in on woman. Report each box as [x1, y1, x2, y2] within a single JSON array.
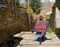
[[31, 16, 47, 45]]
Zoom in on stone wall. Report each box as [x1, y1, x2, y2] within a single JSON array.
[[0, 0, 30, 43]]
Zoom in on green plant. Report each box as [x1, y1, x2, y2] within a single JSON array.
[[30, 0, 41, 14], [47, 28, 53, 34]]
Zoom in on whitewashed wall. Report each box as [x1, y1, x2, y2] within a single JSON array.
[[55, 7, 60, 28]]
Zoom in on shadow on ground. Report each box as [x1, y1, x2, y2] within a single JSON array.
[[0, 37, 23, 47], [34, 37, 52, 43], [42, 37, 52, 42], [5, 37, 23, 47], [13, 37, 23, 47]]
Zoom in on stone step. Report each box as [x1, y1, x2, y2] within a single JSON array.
[[13, 32, 60, 47]]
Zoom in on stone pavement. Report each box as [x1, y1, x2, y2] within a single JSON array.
[[13, 31, 60, 47]]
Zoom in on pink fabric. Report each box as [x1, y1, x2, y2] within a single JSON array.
[[34, 20, 47, 32]]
